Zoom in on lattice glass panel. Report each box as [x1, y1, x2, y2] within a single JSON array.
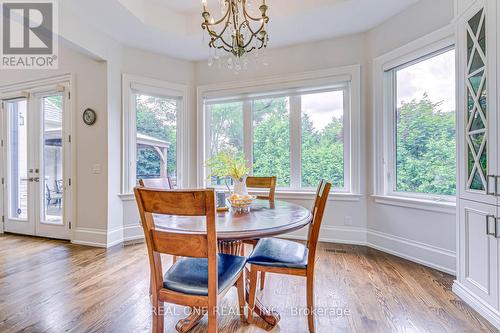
[[465, 9, 487, 192]]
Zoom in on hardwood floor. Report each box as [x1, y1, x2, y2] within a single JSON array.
[[0, 233, 496, 333]]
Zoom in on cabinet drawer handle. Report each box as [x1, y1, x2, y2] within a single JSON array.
[[486, 215, 496, 236], [486, 175, 496, 196], [496, 176, 500, 197], [496, 218, 500, 239]]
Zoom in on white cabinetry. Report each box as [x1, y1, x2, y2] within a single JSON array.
[[458, 200, 498, 308], [454, 0, 500, 329]]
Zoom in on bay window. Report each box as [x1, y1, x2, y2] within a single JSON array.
[[202, 78, 355, 193]]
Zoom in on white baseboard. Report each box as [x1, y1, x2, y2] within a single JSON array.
[[123, 224, 144, 242], [107, 227, 124, 248], [283, 225, 367, 245], [72, 227, 108, 248], [367, 229, 456, 274], [72, 227, 125, 248], [284, 226, 455, 274], [453, 281, 500, 330]]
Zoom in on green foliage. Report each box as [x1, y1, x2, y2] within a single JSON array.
[[396, 94, 456, 196], [135, 95, 177, 179], [209, 102, 244, 155], [301, 113, 344, 188], [252, 98, 291, 186], [205, 150, 250, 181]]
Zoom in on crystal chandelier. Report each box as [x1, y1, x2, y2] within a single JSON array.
[[201, 0, 270, 71]]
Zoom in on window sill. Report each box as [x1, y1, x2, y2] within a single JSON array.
[[118, 191, 363, 202], [274, 191, 362, 202], [371, 195, 456, 215]]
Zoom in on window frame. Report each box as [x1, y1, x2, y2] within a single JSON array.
[[122, 74, 188, 194], [197, 66, 361, 196], [373, 26, 457, 203]]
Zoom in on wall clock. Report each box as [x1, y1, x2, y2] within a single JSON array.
[[83, 108, 97, 126]]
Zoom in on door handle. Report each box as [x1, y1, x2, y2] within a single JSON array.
[[487, 175, 496, 196], [20, 177, 39, 182], [486, 215, 496, 236], [495, 218, 500, 239]]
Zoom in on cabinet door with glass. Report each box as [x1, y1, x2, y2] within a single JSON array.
[[457, 1, 498, 205]]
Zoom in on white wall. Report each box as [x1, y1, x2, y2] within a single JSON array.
[[118, 47, 197, 243], [195, 34, 369, 245], [60, 1, 196, 246], [0, 41, 109, 244], [0, 0, 460, 274], [121, 47, 197, 185], [194, 0, 457, 274], [365, 0, 456, 273]]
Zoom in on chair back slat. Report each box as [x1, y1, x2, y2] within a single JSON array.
[[137, 189, 209, 216], [151, 230, 208, 258], [246, 176, 277, 201], [306, 180, 331, 264], [139, 177, 172, 189]]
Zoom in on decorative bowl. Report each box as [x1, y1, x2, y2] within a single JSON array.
[[228, 194, 255, 213]]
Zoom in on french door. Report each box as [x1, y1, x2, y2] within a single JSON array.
[[1, 84, 72, 240]]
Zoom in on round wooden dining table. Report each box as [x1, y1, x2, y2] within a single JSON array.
[[154, 199, 312, 332]]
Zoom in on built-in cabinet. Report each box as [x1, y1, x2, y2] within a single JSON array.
[[454, 0, 500, 328]]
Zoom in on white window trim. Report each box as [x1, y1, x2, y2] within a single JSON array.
[[122, 74, 189, 194], [373, 25, 457, 206], [197, 65, 361, 196]]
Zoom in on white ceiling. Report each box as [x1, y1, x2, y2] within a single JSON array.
[[63, 0, 419, 61]]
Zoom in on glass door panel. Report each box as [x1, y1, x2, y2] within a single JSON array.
[[41, 94, 63, 225], [3, 98, 35, 236], [7, 99, 29, 221]]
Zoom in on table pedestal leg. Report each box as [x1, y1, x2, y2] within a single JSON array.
[[244, 266, 281, 326], [174, 240, 280, 332]]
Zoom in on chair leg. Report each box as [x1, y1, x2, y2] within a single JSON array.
[[207, 304, 218, 333], [152, 298, 164, 333], [260, 272, 266, 290], [172, 255, 177, 264], [236, 273, 246, 322], [247, 268, 259, 323], [306, 274, 315, 333]]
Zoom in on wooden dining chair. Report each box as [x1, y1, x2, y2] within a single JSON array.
[[246, 176, 277, 201], [246, 179, 331, 332], [244, 176, 277, 290], [139, 177, 177, 267], [134, 187, 247, 333], [138, 177, 173, 190]]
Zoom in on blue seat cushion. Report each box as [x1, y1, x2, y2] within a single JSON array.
[[247, 238, 308, 269], [163, 254, 246, 296]]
